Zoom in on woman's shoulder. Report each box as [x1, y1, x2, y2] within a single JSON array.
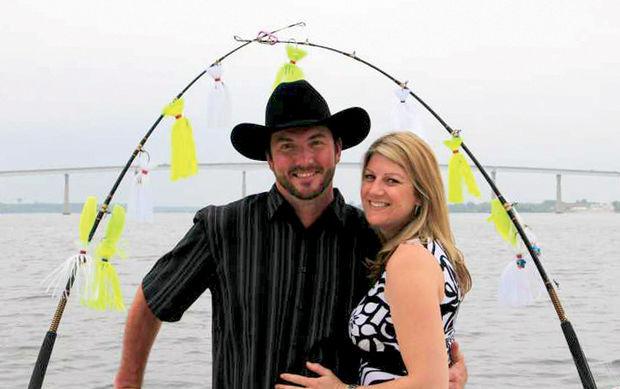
[[384, 240, 445, 302], [386, 240, 442, 277]]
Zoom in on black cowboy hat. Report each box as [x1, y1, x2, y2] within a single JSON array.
[[231, 80, 371, 161]]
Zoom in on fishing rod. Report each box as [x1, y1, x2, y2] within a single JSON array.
[[230, 35, 597, 388], [27, 22, 305, 389], [29, 21, 596, 388]]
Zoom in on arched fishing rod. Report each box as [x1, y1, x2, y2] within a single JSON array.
[[29, 22, 596, 389], [27, 22, 305, 389], [231, 35, 597, 388]]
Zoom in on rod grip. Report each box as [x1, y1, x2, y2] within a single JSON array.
[[561, 321, 597, 389], [28, 331, 57, 389]]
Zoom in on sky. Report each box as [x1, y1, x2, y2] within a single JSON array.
[[1, 0, 619, 206]]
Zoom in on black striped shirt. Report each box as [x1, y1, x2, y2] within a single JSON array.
[[143, 186, 380, 388]]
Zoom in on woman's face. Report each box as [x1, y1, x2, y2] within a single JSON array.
[[361, 153, 419, 238]]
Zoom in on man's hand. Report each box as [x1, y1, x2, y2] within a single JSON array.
[[448, 341, 468, 389]]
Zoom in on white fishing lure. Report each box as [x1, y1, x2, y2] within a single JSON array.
[[498, 226, 546, 307], [205, 63, 232, 130], [43, 196, 98, 300], [127, 154, 154, 223], [391, 87, 428, 141]]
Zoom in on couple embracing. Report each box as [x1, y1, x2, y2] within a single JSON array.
[[115, 80, 471, 389]]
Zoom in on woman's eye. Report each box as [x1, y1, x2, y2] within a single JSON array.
[[363, 174, 374, 181], [386, 178, 400, 185]]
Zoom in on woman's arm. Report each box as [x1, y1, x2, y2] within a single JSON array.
[[378, 242, 448, 388]]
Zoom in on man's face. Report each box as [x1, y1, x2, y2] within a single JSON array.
[[267, 126, 342, 201]]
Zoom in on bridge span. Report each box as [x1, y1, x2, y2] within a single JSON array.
[[1, 163, 618, 214]]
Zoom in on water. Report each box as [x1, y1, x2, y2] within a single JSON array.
[[1, 212, 619, 388]]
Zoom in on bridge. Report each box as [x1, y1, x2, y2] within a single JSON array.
[[1, 163, 618, 214]]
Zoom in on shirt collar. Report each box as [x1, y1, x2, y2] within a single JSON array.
[[266, 185, 347, 226]]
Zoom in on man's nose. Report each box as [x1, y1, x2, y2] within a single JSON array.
[[297, 145, 315, 164]]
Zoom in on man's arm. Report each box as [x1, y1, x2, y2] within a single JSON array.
[[448, 341, 468, 389], [114, 286, 162, 389]]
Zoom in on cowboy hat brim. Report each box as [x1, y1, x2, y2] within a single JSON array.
[[231, 107, 370, 161]]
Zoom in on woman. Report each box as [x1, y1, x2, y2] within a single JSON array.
[[276, 132, 472, 388]]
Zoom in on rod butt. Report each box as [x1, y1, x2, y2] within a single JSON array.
[[28, 331, 57, 389], [561, 321, 597, 389]]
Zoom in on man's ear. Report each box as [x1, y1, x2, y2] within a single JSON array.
[[335, 138, 343, 163], [266, 150, 274, 171]]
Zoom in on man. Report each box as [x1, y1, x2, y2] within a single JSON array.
[[114, 80, 467, 388]]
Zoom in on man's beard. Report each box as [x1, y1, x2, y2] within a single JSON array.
[[275, 166, 336, 200]]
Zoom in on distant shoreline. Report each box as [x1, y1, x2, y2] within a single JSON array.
[[0, 203, 201, 214], [2, 201, 618, 214]]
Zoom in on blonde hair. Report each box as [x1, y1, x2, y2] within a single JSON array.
[[364, 132, 472, 295]]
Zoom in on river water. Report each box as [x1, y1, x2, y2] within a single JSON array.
[[1, 212, 619, 388]]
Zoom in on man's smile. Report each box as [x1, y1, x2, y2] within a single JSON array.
[[291, 168, 322, 179]]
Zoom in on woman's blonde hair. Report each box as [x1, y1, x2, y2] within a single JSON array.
[[364, 131, 472, 295]]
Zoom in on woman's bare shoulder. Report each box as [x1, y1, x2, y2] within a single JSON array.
[[386, 241, 438, 273]]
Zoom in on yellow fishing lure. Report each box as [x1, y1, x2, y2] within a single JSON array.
[[162, 98, 198, 181], [273, 44, 307, 89], [78, 196, 98, 247], [443, 136, 481, 203], [487, 199, 518, 247], [82, 204, 127, 311]]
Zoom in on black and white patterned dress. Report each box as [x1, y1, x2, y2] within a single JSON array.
[[348, 239, 461, 384]]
